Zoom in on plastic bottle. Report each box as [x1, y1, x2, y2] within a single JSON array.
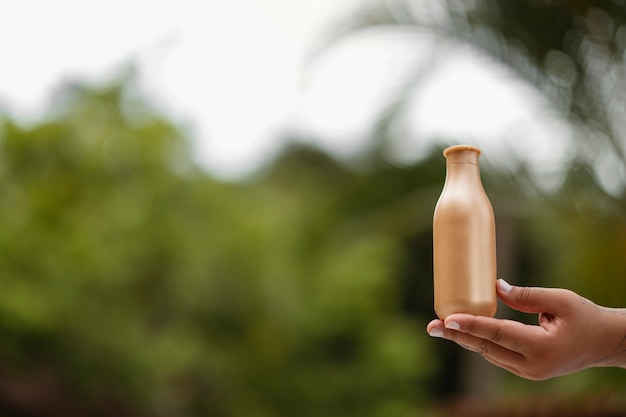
[[432, 145, 497, 319]]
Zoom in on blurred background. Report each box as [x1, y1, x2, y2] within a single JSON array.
[[1, 0, 626, 416]]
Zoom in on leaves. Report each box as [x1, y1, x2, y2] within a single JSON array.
[[0, 79, 437, 416], [315, 0, 626, 198]]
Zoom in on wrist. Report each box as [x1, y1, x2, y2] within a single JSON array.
[[593, 307, 626, 368]]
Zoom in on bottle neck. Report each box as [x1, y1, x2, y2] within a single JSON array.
[[444, 148, 482, 185]]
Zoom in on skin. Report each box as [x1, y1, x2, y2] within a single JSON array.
[[426, 279, 626, 380]]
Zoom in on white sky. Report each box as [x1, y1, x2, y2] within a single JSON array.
[[0, 0, 569, 180]]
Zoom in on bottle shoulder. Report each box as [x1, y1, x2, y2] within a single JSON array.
[[434, 187, 494, 219], [436, 186, 492, 207]]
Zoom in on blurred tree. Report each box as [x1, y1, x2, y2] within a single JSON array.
[[309, 0, 626, 407], [0, 78, 439, 417], [314, 0, 626, 199]]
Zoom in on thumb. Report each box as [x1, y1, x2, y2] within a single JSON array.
[[497, 279, 566, 315]]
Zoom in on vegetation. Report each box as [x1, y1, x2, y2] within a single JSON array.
[[316, 0, 626, 190], [0, 80, 440, 416], [0, 1, 625, 416]]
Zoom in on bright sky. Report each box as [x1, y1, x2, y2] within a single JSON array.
[[0, 0, 569, 181]]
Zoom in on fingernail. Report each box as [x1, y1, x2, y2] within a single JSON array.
[[498, 279, 512, 293], [445, 321, 460, 330], [428, 328, 444, 338]]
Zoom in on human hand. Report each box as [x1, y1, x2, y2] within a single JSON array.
[[426, 279, 626, 380]]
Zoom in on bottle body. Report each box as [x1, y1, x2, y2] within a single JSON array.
[[433, 145, 497, 319]]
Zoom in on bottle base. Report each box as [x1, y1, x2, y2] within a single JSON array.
[[435, 299, 497, 320]]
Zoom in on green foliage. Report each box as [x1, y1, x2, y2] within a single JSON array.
[[4, 0, 626, 409], [0, 81, 436, 416], [315, 1, 626, 401]]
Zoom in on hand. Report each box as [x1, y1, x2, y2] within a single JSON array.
[[426, 279, 626, 380]]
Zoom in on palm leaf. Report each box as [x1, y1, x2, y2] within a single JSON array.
[[310, 0, 626, 198]]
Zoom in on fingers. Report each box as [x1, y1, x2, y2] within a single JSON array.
[[497, 279, 569, 316], [427, 316, 525, 353], [443, 313, 544, 352], [427, 317, 527, 368], [427, 280, 580, 380]]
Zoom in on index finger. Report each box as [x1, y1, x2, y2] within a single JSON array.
[[444, 314, 545, 353]]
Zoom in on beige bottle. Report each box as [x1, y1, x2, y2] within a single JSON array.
[[433, 145, 497, 319]]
